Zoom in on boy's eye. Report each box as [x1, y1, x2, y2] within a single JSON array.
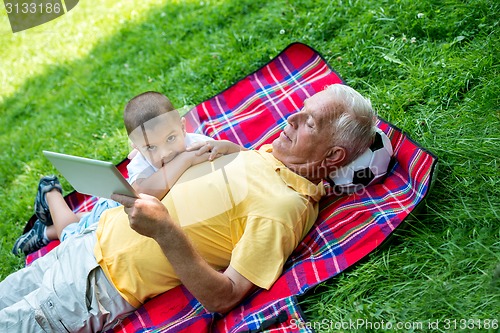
[[167, 135, 176, 142], [146, 145, 157, 151]]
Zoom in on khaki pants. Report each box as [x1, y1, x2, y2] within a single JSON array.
[[0, 227, 135, 332]]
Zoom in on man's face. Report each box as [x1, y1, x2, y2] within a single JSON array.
[[272, 89, 343, 179], [129, 112, 186, 169]]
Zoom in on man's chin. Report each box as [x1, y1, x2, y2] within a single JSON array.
[[271, 140, 281, 153], [271, 141, 287, 160]]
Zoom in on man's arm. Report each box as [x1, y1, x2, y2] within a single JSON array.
[[111, 193, 258, 313]]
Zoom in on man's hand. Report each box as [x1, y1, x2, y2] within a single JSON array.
[[111, 192, 256, 313], [111, 193, 172, 239]]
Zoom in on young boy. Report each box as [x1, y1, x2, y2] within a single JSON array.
[[12, 91, 244, 255]]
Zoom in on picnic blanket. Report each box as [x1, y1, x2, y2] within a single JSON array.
[[25, 42, 437, 332]]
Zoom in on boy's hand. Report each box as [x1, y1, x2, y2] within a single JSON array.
[[128, 148, 139, 160], [183, 150, 211, 166], [187, 140, 245, 161]]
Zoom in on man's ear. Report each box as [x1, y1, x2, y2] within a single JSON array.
[[323, 146, 346, 167]]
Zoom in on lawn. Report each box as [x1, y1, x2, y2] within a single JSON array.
[[1, 0, 498, 331]]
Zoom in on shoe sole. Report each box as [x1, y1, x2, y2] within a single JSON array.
[[34, 176, 62, 226]]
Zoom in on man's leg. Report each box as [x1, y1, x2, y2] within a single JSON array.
[[0, 289, 48, 332], [0, 235, 67, 332], [1, 229, 135, 332], [0, 238, 59, 309]]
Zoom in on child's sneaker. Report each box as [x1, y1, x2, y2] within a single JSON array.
[[12, 220, 50, 256], [34, 175, 62, 226]]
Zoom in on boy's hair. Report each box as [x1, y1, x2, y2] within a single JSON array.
[[124, 91, 175, 135]]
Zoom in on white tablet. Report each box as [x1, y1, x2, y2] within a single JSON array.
[[43, 150, 138, 199]]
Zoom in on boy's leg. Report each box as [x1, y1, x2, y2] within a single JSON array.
[[12, 175, 76, 246], [60, 198, 120, 242], [45, 189, 81, 239]]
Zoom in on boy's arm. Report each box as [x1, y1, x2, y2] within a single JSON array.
[[131, 151, 208, 200], [188, 140, 247, 161], [132, 140, 246, 200]]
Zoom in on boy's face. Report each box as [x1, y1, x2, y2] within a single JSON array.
[[129, 112, 187, 169]]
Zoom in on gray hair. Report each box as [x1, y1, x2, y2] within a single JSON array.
[[325, 84, 377, 164]]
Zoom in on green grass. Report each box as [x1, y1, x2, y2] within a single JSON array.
[[1, 0, 499, 331]]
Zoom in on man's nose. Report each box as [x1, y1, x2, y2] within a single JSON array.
[[287, 112, 304, 128]]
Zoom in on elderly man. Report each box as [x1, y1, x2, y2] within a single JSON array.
[[0, 84, 375, 332]]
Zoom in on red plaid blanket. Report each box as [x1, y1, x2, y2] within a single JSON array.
[[25, 42, 437, 332]]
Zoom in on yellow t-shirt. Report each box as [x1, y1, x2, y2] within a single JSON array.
[[94, 145, 325, 308]]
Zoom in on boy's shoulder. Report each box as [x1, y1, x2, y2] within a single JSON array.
[[185, 132, 214, 145]]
